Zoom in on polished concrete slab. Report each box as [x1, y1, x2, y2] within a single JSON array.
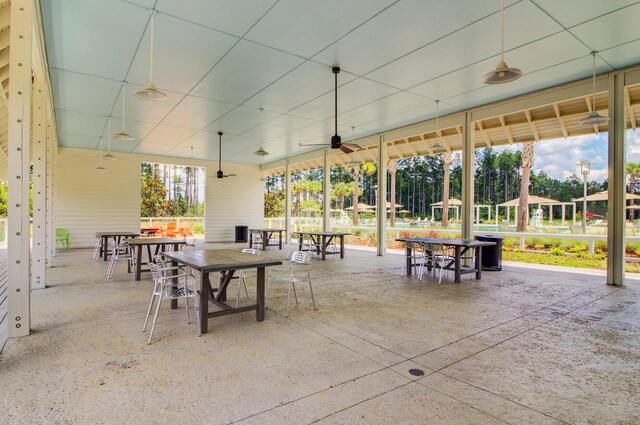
[[1, 245, 639, 424]]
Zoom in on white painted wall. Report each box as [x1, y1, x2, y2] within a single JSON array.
[[205, 163, 264, 242], [54, 148, 264, 247], [54, 150, 140, 248]]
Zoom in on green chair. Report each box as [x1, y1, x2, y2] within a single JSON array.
[[55, 228, 70, 249]]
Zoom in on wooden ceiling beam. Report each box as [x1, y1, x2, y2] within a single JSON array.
[[476, 121, 492, 147], [524, 110, 540, 141], [552, 103, 569, 138], [583, 95, 600, 134], [0, 30, 10, 51], [498, 116, 514, 144], [625, 86, 637, 129]]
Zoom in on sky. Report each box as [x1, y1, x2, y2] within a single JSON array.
[[491, 129, 640, 184]]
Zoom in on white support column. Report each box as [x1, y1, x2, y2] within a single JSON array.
[[46, 124, 55, 263], [461, 112, 473, 240], [8, 0, 33, 337], [285, 160, 292, 244], [323, 149, 331, 232], [495, 205, 498, 224], [377, 135, 387, 256], [32, 82, 47, 289], [562, 204, 566, 225], [607, 72, 626, 286]]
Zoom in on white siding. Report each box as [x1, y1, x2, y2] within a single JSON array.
[[54, 151, 140, 248], [205, 164, 264, 242]]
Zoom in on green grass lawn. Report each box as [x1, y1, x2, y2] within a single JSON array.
[[502, 249, 640, 273]]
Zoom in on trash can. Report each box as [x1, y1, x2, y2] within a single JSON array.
[[235, 225, 248, 243], [475, 235, 503, 271]]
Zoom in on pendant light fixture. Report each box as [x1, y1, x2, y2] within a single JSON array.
[[254, 107, 270, 157], [579, 51, 609, 125], [113, 85, 135, 141], [483, 0, 522, 84], [134, 10, 168, 101], [96, 136, 107, 171], [432, 100, 442, 150], [103, 119, 118, 160]]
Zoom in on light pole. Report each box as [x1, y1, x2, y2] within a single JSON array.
[[577, 161, 592, 233]]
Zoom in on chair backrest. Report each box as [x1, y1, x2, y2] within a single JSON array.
[[291, 251, 312, 265], [242, 248, 259, 255], [56, 228, 69, 238], [148, 262, 162, 282]]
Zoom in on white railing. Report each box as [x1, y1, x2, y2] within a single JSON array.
[[141, 216, 204, 229]]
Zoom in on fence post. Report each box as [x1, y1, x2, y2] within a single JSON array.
[[520, 236, 525, 250], [589, 240, 595, 254]]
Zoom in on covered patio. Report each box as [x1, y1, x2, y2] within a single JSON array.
[[2, 246, 639, 424], [2, 1, 640, 423]]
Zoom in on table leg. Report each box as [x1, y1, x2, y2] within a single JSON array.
[[321, 235, 327, 260], [135, 246, 143, 281], [262, 231, 267, 251], [219, 272, 228, 302], [257, 267, 265, 322], [298, 235, 303, 252], [279, 231, 283, 250], [249, 231, 254, 248], [199, 273, 209, 335], [405, 245, 412, 275], [102, 236, 108, 261], [340, 236, 345, 259], [170, 260, 178, 309], [454, 246, 461, 283], [475, 247, 482, 280]]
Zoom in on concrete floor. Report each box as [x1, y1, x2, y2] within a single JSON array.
[[1, 244, 639, 424]]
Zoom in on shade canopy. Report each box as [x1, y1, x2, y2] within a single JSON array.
[[398, 209, 412, 214], [345, 203, 374, 211], [376, 202, 404, 208], [573, 190, 640, 202], [431, 198, 462, 206], [498, 195, 560, 207]]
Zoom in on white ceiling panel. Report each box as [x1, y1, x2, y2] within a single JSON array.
[[191, 40, 305, 104], [141, 125, 198, 146], [289, 77, 400, 121], [338, 91, 431, 130], [244, 0, 398, 58], [243, 114, 318, 141], [205, 105, 280, 135], [133, 142, 176, 156], [56, 110, 107, 138], [600, 39, 640, 71], [243, 61, 357, 113], [41, 0, 148, 80], [312, 0, 514, 76], [126, 13, 238, 94], [108, 119, 157, 145], [164, 145, 214, 161], [59, 133, 103, 150], [570, 3, 640, 58], [50, 69, 121, 116], [366, 1, 563, 90], [180, 131, 221, 152], [156, 0, 278, 38], [533, 0, 639, 29], [163, 96, 236, 129]]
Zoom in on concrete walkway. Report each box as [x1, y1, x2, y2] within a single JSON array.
[[1, 245, 638, 424]]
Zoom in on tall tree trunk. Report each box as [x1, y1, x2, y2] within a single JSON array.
[[388, 159, 398, 227], [352, 165, 360, 225], [517, 142, 535, 232], [442, 152, 452, 226]]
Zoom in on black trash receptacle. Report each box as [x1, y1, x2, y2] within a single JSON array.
[[476, 235, 503, 271], [235, 225, 248, 243]]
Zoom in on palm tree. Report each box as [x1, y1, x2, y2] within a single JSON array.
[[292, 181, 308, 217], [517, 142, 535, 232], [627, 162, 640, 219], [331, 182, 352, 210], [388, 159, 398, 227], [350, 164, 361, 225], [441, 152, 452, 226]]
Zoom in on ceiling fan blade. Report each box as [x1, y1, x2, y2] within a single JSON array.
[[225, 173, 237, 177], [340, 142, 361, 154]]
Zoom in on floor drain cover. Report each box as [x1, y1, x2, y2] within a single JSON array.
[[408, 368, 425, 376]]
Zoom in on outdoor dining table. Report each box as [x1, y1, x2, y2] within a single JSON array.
[[293, 231, 350, 260], [127, 237, 186, 281], [96, 231, 140, 261], [248, 228, 284, 250], [396, 237, 496, 283], [162, 249, 282, 335]]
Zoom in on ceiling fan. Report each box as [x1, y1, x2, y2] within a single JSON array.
[[215, 131, 236, 179], [299, 66, 361, 154]]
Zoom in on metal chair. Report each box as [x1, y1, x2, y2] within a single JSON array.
[[267, 251, 316, 317], [143, 262, 196, 344], [400, 241, 425, 277], [423, 243, 455, 284], [250, 230, 263, 250], [105, 239, 135, 282], [235, 248, 259, 307], [92, 233, 103, 261]]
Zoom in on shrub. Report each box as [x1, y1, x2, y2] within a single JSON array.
[[568, 244, 587, 253], [191, 223, 204, 234], [549, 247, 565, 256]]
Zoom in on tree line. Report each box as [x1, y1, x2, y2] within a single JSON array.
[[141, 163, 204, 217]]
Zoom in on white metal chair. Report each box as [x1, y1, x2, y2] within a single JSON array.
[[267, 251, 316, 317], [143, 262, 196, 344], [401, 241, 425, 277], [423, 243, 455, 284], [105, 239, 135, 282], [235, 248, 259, 307], [250, 231, 263, 250], [92, 233, 103, 261]]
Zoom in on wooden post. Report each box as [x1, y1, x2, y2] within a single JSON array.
[[461, 113, 473, 240], [32, 82, 47, 289], [377, 135, 387, 256], [323, 149, 330, 232]]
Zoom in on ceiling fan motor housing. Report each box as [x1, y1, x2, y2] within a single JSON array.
[[331, 134, 342, 149], [217, 170, 224, 179]]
